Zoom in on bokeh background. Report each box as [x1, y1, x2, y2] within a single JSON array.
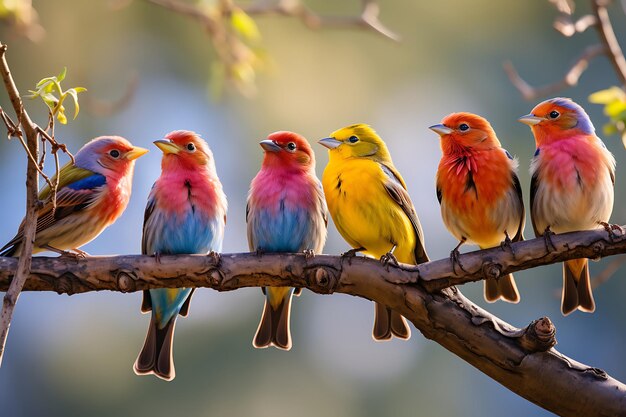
[[1, 1, 625, 416]]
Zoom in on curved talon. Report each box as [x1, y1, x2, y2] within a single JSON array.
[[543, 226, 556, 252], [500, 231, 514, 256], [207, 250, 221, 264], [450, 238, 467, 274], [303, 249, 315, 259], [380, 251, 399, 270], [341, 247, 364, 266], [449, 248, 467, 274], [59, 250, 82, 261], [600, 221, 624, 242], [71, 248, 90, 258]]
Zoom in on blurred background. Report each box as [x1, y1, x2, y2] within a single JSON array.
[[1, 1, 626, 416]]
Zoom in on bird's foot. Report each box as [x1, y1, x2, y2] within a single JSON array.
[[70, 248, 90, 258], [449, 248, 467, 274], [154, 252, 162, 264], [207, 250, 221, 265], [303, 249, 315, 259], [341, 247, 364, 266], [380, 251, 399, 270], [543, 226, 557, 252], [255, 248, 265, 257], [500, 231, 515, 256], [600, 222, 625, 242]]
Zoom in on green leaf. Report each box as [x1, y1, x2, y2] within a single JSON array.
[[57, 67, 67, 83], [589, 86, 626, 104], [230, 8, 261, 42], [65, 87, 87, 119]]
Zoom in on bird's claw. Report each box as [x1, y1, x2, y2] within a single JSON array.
[[449, 248, 467, 274], [500, 232, 515, 256], [341, 247, 364, 266], [600, 222, 625, 242], [543, 226, 557, 252], [154, 252, 162, 264], [380, 252, 399, 270], [71, 248, 90, 258], [59, 250, 84, 261], [207, 250, 221, 265], [303, 249, 315, 259], [255, 248, 265, 257]]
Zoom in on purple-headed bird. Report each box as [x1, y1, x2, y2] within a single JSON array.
[[1, 136, 147, 257]]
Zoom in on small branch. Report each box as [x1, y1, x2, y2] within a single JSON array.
[[553, 14, 597, 37], [0, 43, 40, 367], [243, 0, 400, 41], [1, 234, 626, 415], [503, 44, 607, 101], [591, 0, 626, 89]]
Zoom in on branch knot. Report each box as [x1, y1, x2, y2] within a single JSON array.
[[115, 269, 138, 293], [482, 262, 501, 280], [306, 267, 338, 294]]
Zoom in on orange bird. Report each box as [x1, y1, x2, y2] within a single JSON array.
[[431, 113, 524, 303], [520, 98, 615, 315]]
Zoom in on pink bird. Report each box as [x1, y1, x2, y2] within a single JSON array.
[[520, 98, 616, 315]]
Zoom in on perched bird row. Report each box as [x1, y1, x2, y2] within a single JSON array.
[[0, 97, 615, 381]]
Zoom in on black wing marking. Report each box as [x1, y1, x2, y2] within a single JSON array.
[[529, 171, 541, 237], [511, 172, 525, 242]]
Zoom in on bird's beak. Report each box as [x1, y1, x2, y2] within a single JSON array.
[[429, 124, 453, 136], [153, 139, 180, 155], [124, 146, 149, 160], [518, 114, 542, 126], [318, 137, 342, 149], [259, 139, 281, 153]]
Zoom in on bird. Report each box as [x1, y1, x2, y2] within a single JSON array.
[[430, 113, 524, 303], [319, 124, 428, 341], [519, 97, 615, 315], [0, 136, 147, 257], [134, 130, 227, 380], [247, 131, 327, 350]]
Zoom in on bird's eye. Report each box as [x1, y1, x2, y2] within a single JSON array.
[[109, 149, 120, 159], [459, 123, 469, 131], [187, 143, 196, 152], [286, 142, 297, 152], [549, 110, 560, 119], [348, 136, 359, 143]]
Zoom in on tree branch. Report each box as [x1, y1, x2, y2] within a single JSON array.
[[1, 227, 626, 415], [503, 44, 607, 101], [553, 13, 597, 37], [0, 43, 40, 367], [591, 0, 626, 89]]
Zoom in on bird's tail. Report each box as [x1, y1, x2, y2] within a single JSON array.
[[484, 274, 520, 304], [134, 315, 178, 381], [0, 237, 20, 257], [562, 258, 594, 315], [253, 287, 294, 350], [373, 302, 411, 341]]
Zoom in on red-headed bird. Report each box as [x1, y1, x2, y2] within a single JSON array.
[[431, 113, 524, 303], [247, 131, 327, 350], [1, 136, 147, 257], [134, 130, 227, 380], [519, 97, 615, 315]]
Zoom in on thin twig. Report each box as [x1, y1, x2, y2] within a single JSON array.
[[243, 0, 400, 41], [553, 14, 597, 37], [0, 43, 40, 367], [591, 0, 626, 89], [503, 44, 607, 101]]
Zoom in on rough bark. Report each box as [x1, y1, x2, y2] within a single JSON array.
[[1, 226, 626, 416], [0, 43, 40, 367]]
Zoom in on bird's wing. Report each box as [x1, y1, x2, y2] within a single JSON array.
[[529, 170, 541, 237], [511, 171, 525, 242], [315, 178, 329, 229], [380, 163, 429, 263], [0, 164, 105, 253]]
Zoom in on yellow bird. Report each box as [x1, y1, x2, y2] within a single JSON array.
[[319, 124, 429, 341]]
